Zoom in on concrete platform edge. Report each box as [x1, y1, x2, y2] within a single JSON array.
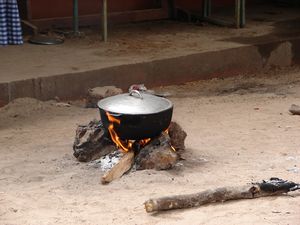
[[1, 37, 299, 107]]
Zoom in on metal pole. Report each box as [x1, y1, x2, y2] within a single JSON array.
[[168, 0, 175, 19], [203, 0, 208, 18], [73, 0, 79, 34], [235, 0, 241, 28], [103, 0, 108, 42], [240, 0, 246, 28], [207, 0, 211, 17]]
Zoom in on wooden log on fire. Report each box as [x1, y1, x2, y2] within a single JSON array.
[[73, 120, 116, 162], [144, 178, 300, 213], [101, 151, 135, 184]]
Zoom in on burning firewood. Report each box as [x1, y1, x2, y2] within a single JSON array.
[[101, 151, 135, 184], [144, 178, 300, 213]]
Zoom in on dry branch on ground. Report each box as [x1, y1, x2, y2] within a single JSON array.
[[144, 178, 300, 213]]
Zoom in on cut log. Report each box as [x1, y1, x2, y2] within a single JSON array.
[[144, 178, 300, 213], [135, 133, 178, 170], [101, 151, 135, 184], [289, 104, 300, 115], [73, 120, 115, 162]]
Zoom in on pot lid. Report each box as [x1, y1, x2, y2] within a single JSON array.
[[97, 90, 173, 115], [29, 35, 64, 45]]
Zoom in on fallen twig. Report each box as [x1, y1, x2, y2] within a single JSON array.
[[144, 178, 300, 213]]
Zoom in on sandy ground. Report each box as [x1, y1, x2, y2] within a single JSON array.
[[0, 67, 300, 225], [0, 5, 299, 83]]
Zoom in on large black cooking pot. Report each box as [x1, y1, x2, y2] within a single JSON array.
[[97, 90, 173, 140]]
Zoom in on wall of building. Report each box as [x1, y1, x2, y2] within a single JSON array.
[[175, 0, 235, 11], [22, 0, 240, 28], [28, 0, 162, 19], [26, 0, 238, 20]]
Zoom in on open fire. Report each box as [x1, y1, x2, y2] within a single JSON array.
[[73, 87, 187, 184], [73, 119, 187, 184], [106, 112, 158, 152]]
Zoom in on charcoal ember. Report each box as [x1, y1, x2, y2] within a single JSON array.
[[85, 86, 123, 108], [73, 120, 116, 162], [168, 121, 187, 155], [135, 133, 178, 170]]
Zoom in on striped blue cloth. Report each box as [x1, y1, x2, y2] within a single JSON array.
[[0, 0, 23, 45]]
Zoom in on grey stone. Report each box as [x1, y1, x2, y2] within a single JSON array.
[[135, 133, 178, 170], [168, 121, 187, 156], [86, 86, 123, 108], [73, 120, 116, 162]]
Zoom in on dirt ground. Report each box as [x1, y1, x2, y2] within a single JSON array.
[[0, 67, 300, 225]]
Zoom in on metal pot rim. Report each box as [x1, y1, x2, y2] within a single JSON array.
[[97, 91, 173, 115]]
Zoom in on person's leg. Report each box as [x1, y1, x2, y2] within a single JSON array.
[[6, 0, 23, 45], [0, 1, 8, 45]]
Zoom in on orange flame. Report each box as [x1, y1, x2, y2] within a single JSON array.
[[107, 124, 134, 152], [106, 112, 152, 152], [106, 113, 121, 125], [164, 128, 176, 152], [106, 112, 176, 153], [170, 145, 176, 152], [139, 138, 151, 146], [106, 112, 133, 152]]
